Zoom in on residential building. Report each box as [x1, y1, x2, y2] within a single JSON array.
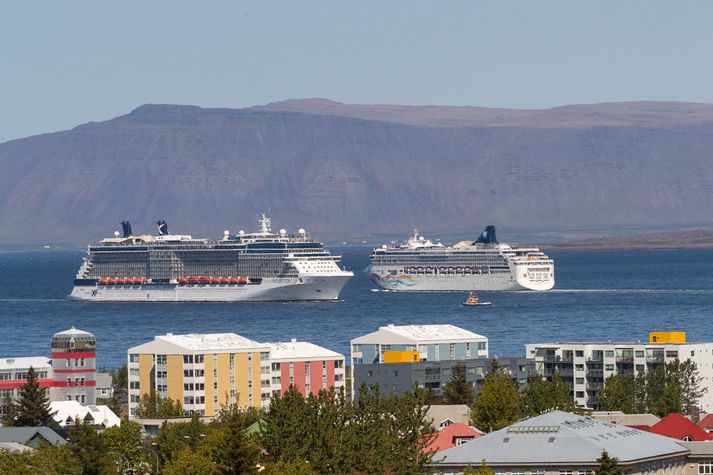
[[0, 427, 66, 448], [127, 332, 347, 419], [350, 324, 488, 396], [678, 441, 713, 475], [424, 422, 482, 453], [425, 404, 471, 430], [525, 331, 713, 411], [0, 326, 97, 410], [50, 400, 121, 429], [95, 372, 114, 399], [352, 357, 533, 401], [434, 410, 690, 474], [268, 338, 345, 397], [647, 414, 713, 442], [128, 333, 272, 418], [698, 414, 713, 433]]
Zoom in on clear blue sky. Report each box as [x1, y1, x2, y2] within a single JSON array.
[[2, 0, 712, 141]]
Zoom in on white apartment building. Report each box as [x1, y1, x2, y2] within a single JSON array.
[[526, 332, 713, 412]]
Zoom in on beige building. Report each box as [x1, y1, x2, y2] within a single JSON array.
[[128, 333, 271, 418]]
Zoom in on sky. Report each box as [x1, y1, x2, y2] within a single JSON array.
[[2, 0, 713, 141]]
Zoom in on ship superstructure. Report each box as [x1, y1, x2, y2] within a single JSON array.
[[69, 215, 353, 302], [368, 226, 554, 291]]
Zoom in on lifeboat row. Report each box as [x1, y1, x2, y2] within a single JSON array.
[[405, 266, 490, 275], [177, 276, 250, 285], [98, 277, 145, 285]]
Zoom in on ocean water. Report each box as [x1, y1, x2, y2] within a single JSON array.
[[1, 249, 713, 370]]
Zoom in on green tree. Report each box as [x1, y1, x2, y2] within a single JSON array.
[[155, 414, 210, 467], [134, 389, 184, 418], [470, 360, 520, 432], [261, 459, 319, 474], [0, 442, 81, 475], [667, 359, 705, 414], [595, 450, 627, 475], [599, 374, 637, 413], [14, 366, 57, 428], [163, 448, 219, 475], [463, 460, 496, 475], [0, 393, 18, 426], [67, 419, 112, 475], [200, 404, 261, 475], [442, 363, 475, 405], [104, 420, 148, 471], [521, 373, 577, 417]]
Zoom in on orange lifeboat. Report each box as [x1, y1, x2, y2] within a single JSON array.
[[133, 277, 143, 285], [188, 276, 200, 284], [219, 277, 229, 284], [178, 277, 188, 284], [229, 277, 239, 285], [209, 277, 221, 284], [107, 277, 117, 285], [98, 278, 108, 285], [199, 276, 210, 284], [237, 276, 249, 285]]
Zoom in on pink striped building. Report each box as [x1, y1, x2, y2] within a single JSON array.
[[268, 339, 345, 397]]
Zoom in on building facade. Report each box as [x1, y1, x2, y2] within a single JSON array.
[[526, 332, 713, 411], [128, 333, 346, 418], [352, 357, 533, 401], [268, 339, 345, 398], [0, 327, 97, 409]]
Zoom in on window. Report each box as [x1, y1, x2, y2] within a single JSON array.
[[0, 373, 10, 381], [129, 381, 140, 390], [353, 344, 362, 353], [605, 364, 614, 371], [604, 350, 614, 358], [184, 383, 194, 391], [129, 354, 139, 363], [575, 391, 584, 398], [184, 369, 194, 378], [260, 352, 270, 361], [477, 342, 486, 350], [699, 461, 713, 474], [575, 350, 584, 357], [183, 355, 193, 364], [195, 355, 204, 363], [575, 364, 584, 371], [195, 369, 204, 377], [156, 355, 167, 365], [635, 350, 645, 357], [559, 471, 573, 475], [575, 378, 584, 384]]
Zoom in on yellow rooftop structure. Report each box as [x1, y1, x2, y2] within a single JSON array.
[[649, 331, 686, 344]]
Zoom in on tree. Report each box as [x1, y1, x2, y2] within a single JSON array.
[[14, 366, 57, 427], [200, 405, 261, 475], [442, 363, 475, 405], [463, 460, 496, 475], [261, 459, 319, 475], [104, 420, 148, 471], [0, 392, 18, 426], [595, 450, 627, 475], [155, 414, 210, 467], [470, 360, 520, 432], [134, 389, 184, 418], [599, 374, 637, 414], [521, 373, 577, 417], [163, 448, 219, 475], [67, 419, 113, 475], [0, 443, 81, 475], [667, 359, 705, 414]]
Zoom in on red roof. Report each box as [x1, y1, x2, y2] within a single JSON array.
[[649, 413, 713, 441], [424, 422, 483, 453], [698, 414, 713, 430]]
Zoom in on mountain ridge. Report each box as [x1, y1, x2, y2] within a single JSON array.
[[2, 100, 713, 245]]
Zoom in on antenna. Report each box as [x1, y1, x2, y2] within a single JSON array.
[[259, 214, 272, 233]]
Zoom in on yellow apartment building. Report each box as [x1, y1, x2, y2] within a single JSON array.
[[127, 333, 271, 418]]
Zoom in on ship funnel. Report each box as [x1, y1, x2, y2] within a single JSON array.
[[121, 221, 133, 238], [475, 225, 497, 244], [156, 220, 169, 236]]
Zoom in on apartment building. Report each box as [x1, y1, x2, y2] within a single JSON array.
[[128, 333, 347, 418], [268, 339, 345, 397], [526, 332, 713, 411], [128, 333, 272, 418]]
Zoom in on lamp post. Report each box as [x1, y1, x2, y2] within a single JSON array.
[[139, 445, 160, 474], [107, 451, 130, 474]]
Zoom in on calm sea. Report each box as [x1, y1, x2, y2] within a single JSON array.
[[1, 249, 712, 370]]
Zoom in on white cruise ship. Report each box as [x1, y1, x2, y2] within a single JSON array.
[[368, 226, 554, 291], [69, 215, 353, 302]]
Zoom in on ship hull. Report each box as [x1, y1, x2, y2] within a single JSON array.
[[369, 267, 554, 292], [68, 275, 352, 302]]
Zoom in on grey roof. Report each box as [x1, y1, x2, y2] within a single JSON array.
[[436, 411, 689, 467], [677, 441, 713, 456], [95, 372, 113, 388], [0, 427, 67, 446], [590, 411, 661, 427], [0, 442, 34, 453]]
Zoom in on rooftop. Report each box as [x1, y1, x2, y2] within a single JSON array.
[[0, 427, 66, 446], [0, 356, 51, 370], [352, 324, 486, 344], [130, 332, 268, 354], [50, 400, 121, 428], [52, 326, 94, 338], [268, 339, 343, 361], [648, 413, 713, 442], [426, 423, 483, 453], [436, 410, 689, 466]]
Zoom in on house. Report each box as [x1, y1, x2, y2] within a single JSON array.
[[435, 410, 689, 474], [425, 405, 471, 430], [425, 423, 482, 453], [648, 413, 713, 442], [50, 400, 121, 428], [0, 427, 66, 448], [590, 410, 660, 427], [698, 414, 713, 433]]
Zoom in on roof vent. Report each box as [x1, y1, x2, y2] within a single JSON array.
[[291, 338, 297, 343], [502, 437, 510, 443], [387, 323, 394, 328], [548, 437, 556, 443], [5, 358, 14, 364], [166, 333, 173, 336]]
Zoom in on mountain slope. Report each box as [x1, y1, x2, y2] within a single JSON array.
[[1, 101, 713, 244]]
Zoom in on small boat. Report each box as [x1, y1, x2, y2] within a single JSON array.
[[462, 291, 491, 307], [178, 277, 188, 284]]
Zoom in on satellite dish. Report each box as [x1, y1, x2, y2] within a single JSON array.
[[279, 228, 287, 235], [298, 228, 306, 234], [418, 236, 425, 241], [238, 230, 245, 236], [382, 245, 387, 249], [223, 230, 230, 237], [114, 231, 120, 237]]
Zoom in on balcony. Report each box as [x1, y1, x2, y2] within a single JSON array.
[[615, 355, 634, 363], [646, 355, 665, 364]]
